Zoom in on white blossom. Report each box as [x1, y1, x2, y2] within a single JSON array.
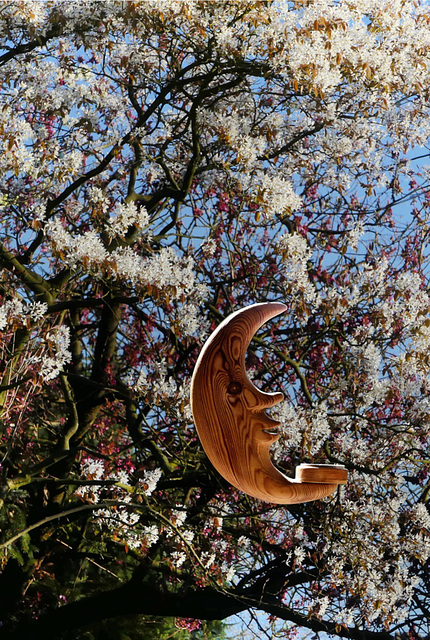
[[171, 550, 187, 568], [143, 525, 160, 548], [200, 237, 217, 257], [40, 326, 72, 381], [221, 562, 236, 582], [0, 299, 48, 330], [201, 551, 216, 569], [171, 509, 187, 528], [81, 458, 105, 481], [276, 232, 320, 309], [140, 468, 162, 496], [107, 201, 149, 239]]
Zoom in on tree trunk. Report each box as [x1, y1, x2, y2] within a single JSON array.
[[0, 582, 244, 639]]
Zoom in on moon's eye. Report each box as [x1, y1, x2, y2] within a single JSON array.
[[227, 381, 242, 395]]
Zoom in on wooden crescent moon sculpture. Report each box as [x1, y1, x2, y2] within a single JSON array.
[[190, 302, 347, 504]]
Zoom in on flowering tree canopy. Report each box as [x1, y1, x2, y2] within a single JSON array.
[[1, 1, 430, 638]]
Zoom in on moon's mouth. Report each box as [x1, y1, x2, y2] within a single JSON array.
[[262, 412, 279, 435]]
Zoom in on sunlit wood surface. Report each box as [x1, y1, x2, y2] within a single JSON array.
[[190, 302, 347, 504]]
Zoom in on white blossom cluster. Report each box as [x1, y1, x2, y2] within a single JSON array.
[[133, 358, 178, 402], [0, 298, 71, 383], [130, 359, 193, 423], [94, 503, 143, 550], [271, 476, 425, 626], [0, 0, 48, 30], [345, 219, 366, 251], [2, 0, 430, 208], [107, 201, 149, 239], [274, 250, 430, 458], [276, 232, 320, 313], [45, 219, 206, 336], [0, 299, 48, 331], [255, 173, 303, 218], [186, 0, 430, 215], [73, 457, 105, 504], [75, 458, 163, 550], [40, 326, 72, 382], [309, 474, 424, 625], [138, 468, 163, 497], [166, 507, 199, 568], [266, 223, 430, 625], [164, 498, 240, 580]]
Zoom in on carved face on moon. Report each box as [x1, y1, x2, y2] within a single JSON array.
[[190, 302, 347, 504]]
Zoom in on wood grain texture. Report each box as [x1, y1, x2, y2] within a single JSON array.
[[190, 302, 347, 504]]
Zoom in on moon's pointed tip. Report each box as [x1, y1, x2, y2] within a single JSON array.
[[255, 301, 288, 318]]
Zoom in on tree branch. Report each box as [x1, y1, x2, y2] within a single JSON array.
[[0, 26, 63, 67]]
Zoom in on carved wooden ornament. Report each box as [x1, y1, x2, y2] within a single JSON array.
[[190, 302, 347, 504]]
